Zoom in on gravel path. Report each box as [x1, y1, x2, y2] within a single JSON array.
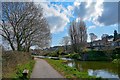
[[30, 58, 64, 78]]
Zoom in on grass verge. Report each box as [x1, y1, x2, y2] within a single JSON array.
[[6, 59, 35, 80], [45, 58, 96, 78], [15, 60, 35, 78]]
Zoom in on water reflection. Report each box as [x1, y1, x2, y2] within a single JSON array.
[[67, 61, 120, 79], [88, 69, 119, 79]]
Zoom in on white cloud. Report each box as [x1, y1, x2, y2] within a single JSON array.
[[97, 2, 118, 26], [46, 16, 69, 33], [88, 25, 96, 29], [90, 0, 104, 25], [74, 1, 81, 7], [35, 2, 72, 33], [85, 0, 92, 8], [67, 6, 73, 11], [73, 0, 118, 27], [82, 0, 104, 24], [76, 17, 81, 22], [34, 1, 118, 34]]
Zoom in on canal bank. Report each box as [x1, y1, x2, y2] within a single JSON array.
[[66, 60, 120, 79], [34, 56, 120, 79], [45, 58, 96, 78]]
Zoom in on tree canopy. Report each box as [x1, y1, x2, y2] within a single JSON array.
[[69, 20, 87, 53], [0, 2, 51, 52]]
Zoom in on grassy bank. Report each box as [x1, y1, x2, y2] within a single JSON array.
[[45, 58, 96, 78], [2, 51, 35, 79], [5, 60, 35, 79], [14, 60, 35, 79]]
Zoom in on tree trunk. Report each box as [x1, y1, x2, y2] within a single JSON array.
[[17, 43, 21, 51], [26, 46, 30, 52], [9, 42, 15, 51]]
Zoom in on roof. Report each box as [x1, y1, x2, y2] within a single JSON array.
[[114, 39, 120, 42]]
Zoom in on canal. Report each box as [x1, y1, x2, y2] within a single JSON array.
[[67, 61, 120, 79], [35, 56, 120, 79]]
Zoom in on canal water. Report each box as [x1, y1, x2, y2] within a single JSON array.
[[67, 61, 120, 80], [36, 56, 120, 79]]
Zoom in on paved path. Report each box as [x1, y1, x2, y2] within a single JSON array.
[[30, 58, 64, 78]]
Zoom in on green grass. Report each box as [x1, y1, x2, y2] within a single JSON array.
[[9, 60, 35, 80], [45, 58, 96, 78], [16, 60, 35, 78]]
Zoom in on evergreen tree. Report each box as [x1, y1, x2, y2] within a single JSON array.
[[113, 30, 118, 41]]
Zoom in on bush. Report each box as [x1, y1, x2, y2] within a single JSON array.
[[64, 54, 70, 58], [105, 48, 120, 60], [84, 51, 110, 61], [112, 48, 120, 59], [68, 52, 81, 60], [47, 51, 59, 57], [112, 59, 120, 64]]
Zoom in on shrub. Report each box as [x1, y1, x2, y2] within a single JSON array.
[[112, 48, 120, 59], [105, 48, 120, 60], [69, 52, 81, 60], [112, 59, 120, 64], [84, 51, 110, 61], [47, 51, 59, 57]]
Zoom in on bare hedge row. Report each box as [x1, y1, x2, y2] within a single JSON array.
[[2, 51, 31, 78]]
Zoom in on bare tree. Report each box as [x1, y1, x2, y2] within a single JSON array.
[[113, 30, 118, 41], [0, 2, 51, 52], [89, 33, 97, 49], [69, 21, 77, 52], [60, 36, 70, 52], [69, 20, 87, 53], [78, 20, 87, 48], [89, 33, 97, 42], [101, 34, 109, 45]]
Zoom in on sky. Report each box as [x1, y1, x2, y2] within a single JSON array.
[[0, 0, 119, 47], [33, 0, 119, 47]]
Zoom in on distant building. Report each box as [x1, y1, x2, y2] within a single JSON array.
[[87, 36, 120, 50], [44, 46, 63, 51], [88, 40, 106, 50]]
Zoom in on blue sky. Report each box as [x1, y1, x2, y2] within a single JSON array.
[[1, 0, 119, 47], [34, 1, 119, 47]]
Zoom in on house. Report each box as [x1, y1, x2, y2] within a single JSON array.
[[87, 38, 120, 50], [105, 37, 120, 49], [90, 40, 106, 50], [87, 36, 113, 50], [114, 39, 120, 48], [44, 46, 64, 52]]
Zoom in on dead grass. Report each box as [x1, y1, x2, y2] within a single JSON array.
[[2, 51, 31, 78]]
